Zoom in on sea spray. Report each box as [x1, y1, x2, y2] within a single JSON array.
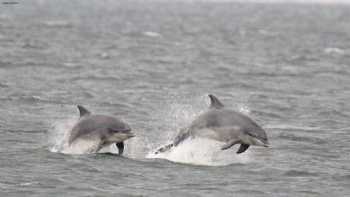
[[47, 117, 78, 153]]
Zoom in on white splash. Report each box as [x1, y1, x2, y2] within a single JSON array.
[[147, 138, 251, 166], [324, 47, 345, 55], [238, 105, 251, 115], [47, 117, 77, 153]]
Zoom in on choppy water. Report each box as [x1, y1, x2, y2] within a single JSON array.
[[1, 0, 350, 196]]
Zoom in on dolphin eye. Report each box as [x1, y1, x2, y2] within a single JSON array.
[[108, 128, 120, 133], [109, 128, 131, 133], [246, 132, 256, 137]]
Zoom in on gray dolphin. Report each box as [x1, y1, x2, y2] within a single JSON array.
[[68, 105, 135, 155], [155, 95, 269, 154]]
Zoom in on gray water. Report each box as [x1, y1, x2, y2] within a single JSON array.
[[1, 0, 350, 196]]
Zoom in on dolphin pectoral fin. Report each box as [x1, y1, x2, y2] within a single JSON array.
[[221, 140, 240, 150], [116, 142, 124, 155], [237, 144, 250, 154], [77, 105, 91, 117]]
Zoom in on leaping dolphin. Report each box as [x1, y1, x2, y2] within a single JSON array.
[[68, 105, 135, 155], [155, 95, 269, 154]]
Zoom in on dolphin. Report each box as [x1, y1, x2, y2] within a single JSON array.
[[68, 105, 135, 155], [155, 94, 269, 154]]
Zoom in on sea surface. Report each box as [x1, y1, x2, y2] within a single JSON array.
[[0, 0, 350, 196]]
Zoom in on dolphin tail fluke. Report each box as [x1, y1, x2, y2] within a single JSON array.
[[237, 144, 250, 154], [155, 128, 190, 154], [154, 143, 174, 154], [173, 128, 190, 146]]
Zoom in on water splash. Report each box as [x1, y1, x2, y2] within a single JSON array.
[[238, 105, 251, 115], [48, 95, 254, 165], [147, 138, 251, 166], [47, 117, 78, 153], [149, 95, 206, 150]]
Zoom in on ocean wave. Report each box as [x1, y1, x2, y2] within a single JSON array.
[[284, 169, 319, 177], [0, 82, 9, 88], [143, 31, 162, 37], [41, 20, 73, 28], [324, 47, 345, 55]]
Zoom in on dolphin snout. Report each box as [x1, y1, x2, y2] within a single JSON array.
[[116, 127, 135, 138], [261, 138, 269, 147], [120, 129, 135, 138], [263, 141, 269, 147], [126, 132, 136, 138], [254, 137, 269, 147]]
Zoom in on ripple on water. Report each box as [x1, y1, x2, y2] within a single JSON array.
[[333, 174, 350, 182], [278, 133, 328, 145], [41, 20, 73, 28], [283, 170, 319, 177], [0, 82, 9, 88]]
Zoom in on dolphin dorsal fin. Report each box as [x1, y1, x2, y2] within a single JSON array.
[[209, 94, 224, 109], [77, 105, 91, 117]]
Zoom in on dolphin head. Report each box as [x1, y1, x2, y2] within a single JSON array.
[[104, 127, 134, 155], [105, 127, 135, 143], [244, 130, 269, 147]]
